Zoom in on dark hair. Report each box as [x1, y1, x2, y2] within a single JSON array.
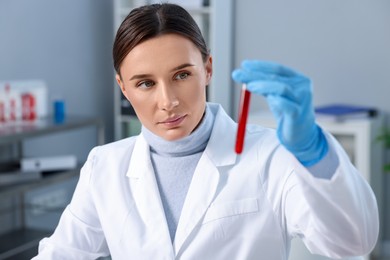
[[113, 3, 210, 75]]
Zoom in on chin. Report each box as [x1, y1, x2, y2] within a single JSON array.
[[162, 129, 190, 141]]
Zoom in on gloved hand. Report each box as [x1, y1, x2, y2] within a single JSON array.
[[232, 60, 328, 166]]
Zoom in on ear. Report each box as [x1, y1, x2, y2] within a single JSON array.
[[205, 55, 213, 85], [116, 74, 129, 101]]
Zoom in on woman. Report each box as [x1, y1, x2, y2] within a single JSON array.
[[34, 3, 378, 259]]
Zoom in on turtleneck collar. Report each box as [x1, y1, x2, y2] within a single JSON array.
[[141, 104, 214, 157]]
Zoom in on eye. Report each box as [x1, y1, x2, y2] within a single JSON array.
[[174, 71, 190, 80], [137, 80, 155, 89]]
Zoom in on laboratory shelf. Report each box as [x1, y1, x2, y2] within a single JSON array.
[[0, 228, 51, 259], [0, 168, 80, 198], [0, 115, 105, 146]]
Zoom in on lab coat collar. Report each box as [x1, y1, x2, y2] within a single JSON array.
[[205, 103, 237, 167]]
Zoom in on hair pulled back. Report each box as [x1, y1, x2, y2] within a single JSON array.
[[113, 3, 210, 75]]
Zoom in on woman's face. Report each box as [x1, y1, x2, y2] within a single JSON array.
[[116, 33, 212, 141]]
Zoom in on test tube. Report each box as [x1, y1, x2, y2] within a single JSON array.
[[235, 84, 251, 154]]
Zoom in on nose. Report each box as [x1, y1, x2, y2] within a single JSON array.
[[158, 83, 179, 111]]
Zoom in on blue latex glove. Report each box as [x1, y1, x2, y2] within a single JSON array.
[[232, 60, 328, 166]]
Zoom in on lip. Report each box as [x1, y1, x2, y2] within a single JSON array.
[[159, 115, 187, 128]]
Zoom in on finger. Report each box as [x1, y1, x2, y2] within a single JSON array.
[[240, 60, 308, 85], [241, 60, 298, 78], [246, 80, 299, 103], [231, 69, 269, 83], [266, 94, 300, 117]]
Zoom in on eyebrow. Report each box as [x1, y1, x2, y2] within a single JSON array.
[[128, 63, 195, 81], [171, 63, 195, 72]]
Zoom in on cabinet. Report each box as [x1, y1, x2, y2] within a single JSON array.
[[0, 116, 104, 259], [248, 111, 384, 260], [113, 0, 234, 140]]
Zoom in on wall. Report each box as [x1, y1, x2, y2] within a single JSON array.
[[233, 0, 390, 248], [0, 0, 114, 234], [0, 0, 114, 159]]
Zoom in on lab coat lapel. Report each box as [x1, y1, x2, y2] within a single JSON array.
[[174, 104, 237, 255], [173, 154, 219, 255], [126, 135, 173, 254]]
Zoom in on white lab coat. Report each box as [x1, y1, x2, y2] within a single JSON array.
[[34, 103, 378, 260]]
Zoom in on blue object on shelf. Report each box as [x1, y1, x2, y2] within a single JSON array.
[[54, 100, 66, 123], [315, 104, 377, 121]]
